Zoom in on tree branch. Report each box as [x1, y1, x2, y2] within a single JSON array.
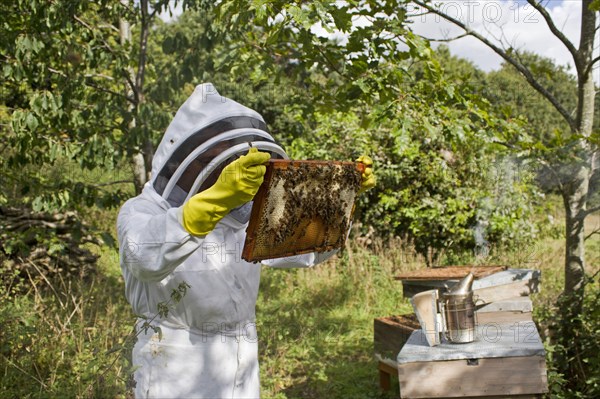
[[526, 0, 579, 65], [120, 69, 138, 103], [92, 180, 132, 187], [98, 23, 120, 33], [47, 67, 66, 77], [1, 354, 49, 389], [587, 55, 600, 73], [73, 14, 93, 32], [149, 7, 159, 20], [491, 139, 518, 150], [406, 11, 429, 18], [413, 0, 577, 132], [84, 73, 114, 81], [586, 205, 600, 216], [538, 157, 566, 193], [420, 33, 469, 43], [84, 80, 135, 104], [585, 227, 600, 241], [316, 44, 344, 76], [73, 15, 117, 56]]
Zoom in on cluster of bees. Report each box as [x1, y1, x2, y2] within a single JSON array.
[[262, 161, 362, 252]]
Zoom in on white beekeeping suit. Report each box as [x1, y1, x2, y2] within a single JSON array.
[[117, 83, 336, 399]]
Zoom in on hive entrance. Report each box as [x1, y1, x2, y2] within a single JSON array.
[[242, 159, 363, 262]]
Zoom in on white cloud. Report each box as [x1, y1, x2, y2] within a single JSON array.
[[158, 2, 183, 22], [408, 0, 584, 74]]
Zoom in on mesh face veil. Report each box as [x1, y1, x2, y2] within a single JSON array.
[[153, 115, 287, 207]]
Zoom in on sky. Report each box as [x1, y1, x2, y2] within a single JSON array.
[[162, 1, 596, 80], [407, 0, 586, 74]]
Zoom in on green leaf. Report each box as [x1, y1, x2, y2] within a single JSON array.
[[286, 5, 313, 30], [330, 6, 352, 32], [25, 113, 39, 131]]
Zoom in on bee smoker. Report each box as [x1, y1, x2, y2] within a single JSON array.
[[410, 272, 477, 346], [439, 273, 476, 343]]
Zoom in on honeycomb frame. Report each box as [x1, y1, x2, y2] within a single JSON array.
[[242, 159, 364, 262]]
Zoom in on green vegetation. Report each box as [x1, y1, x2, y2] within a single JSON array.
[[1, 1, 599, 398], [1, 208, 598, 398]]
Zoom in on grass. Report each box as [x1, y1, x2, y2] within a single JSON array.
[[256, 239, 418, 398], [1, 205, 598, 398], [0, 203, 133, 399], [0, 258, 133, 398]]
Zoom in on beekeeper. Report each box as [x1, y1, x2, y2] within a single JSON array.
[[117, 83, 375, 399]]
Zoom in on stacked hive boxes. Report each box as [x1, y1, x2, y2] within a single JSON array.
[[374, 266, 548, 398]]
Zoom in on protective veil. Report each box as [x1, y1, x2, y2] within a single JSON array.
[[117, 83, 335, 399]]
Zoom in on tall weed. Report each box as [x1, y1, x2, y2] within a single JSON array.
[[256, 237, 420, 398], [0, 258, 132, 398]]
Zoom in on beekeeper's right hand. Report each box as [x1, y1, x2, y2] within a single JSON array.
[[182, 148, 271, 236], [356, 155, 376, 194]]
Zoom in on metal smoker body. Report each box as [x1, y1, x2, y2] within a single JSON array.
[[440, 273, 476, 343], [410, 272, 478, 346]]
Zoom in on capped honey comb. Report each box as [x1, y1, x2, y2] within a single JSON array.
[[242, 159, 364, 262]]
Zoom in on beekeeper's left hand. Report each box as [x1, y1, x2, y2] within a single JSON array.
[[356, 155, 376, 194]]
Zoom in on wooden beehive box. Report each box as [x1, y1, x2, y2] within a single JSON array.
[[242, 159, 363, 262], [471, 269, 541, 304], [397, 321, 548, 398], [396, 267, 541, 305], [476, 296, 533, 324], [396, 266, 506, 298], [374, 314, 420, 361]]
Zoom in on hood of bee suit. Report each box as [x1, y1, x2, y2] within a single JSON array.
[[151, 83, 288, 207]]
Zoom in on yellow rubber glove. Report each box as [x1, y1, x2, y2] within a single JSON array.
[[182, 148, 271, 236], [357, 155, 376, 194]]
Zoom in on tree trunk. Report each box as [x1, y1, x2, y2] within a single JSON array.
[[142, 137, 154, 184], [120, 0, 151, 195], [558, 0, 595, 388], [563, 0, 596, 304], [561, 55, 595, 321], [562, 164, 589, 310], [131, 152, 147, 194], [136, 0, 154, 193]]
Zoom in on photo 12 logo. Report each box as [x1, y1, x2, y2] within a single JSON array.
[[478, 321, 541, 344], [409, 1, 540, 24]]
